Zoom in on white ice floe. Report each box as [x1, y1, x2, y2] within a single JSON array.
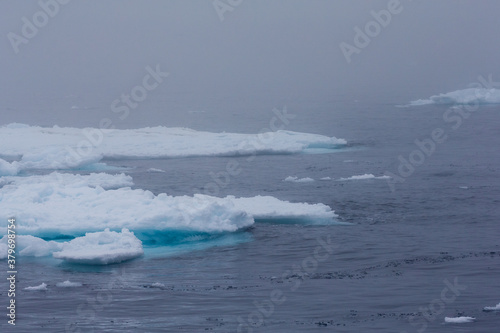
[[24, 283, 48, 291], [53, 229, 144, 265], [147, 168, 165, 173], [483, 302, 500, 311], [0, 173, 338, 237], [0, 124, 347, 174], [320, 177, 332, 180], [56, 280, 83, 287], [283, 176, 315, 183], [230, 195, 337, 223], [337, 174, 390, 181], [405, 88, 500, 106], [0, 172, 133, 189], [444, 316, 475, 323], [151, 282, 165, 288]]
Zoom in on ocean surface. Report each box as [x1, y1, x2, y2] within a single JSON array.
[[1, 92, 499, 332]]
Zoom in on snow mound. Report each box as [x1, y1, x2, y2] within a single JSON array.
[[53, 229, 143, 265], [406, 88, 500, 106], [284, 176, 314, 183], [444, 316, 475, 323], [24, 283, 48, 291]]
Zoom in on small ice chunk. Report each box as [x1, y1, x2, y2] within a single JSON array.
[[56, 280, 83, 287], [147, 168, 165, 173], [338, 174, 390, 181], [483, 302, 500, 311], [24, 283, 48, 291], [53, 228, 143, 265], [284, 176, 314, 183], [444, 316, 475, 323]]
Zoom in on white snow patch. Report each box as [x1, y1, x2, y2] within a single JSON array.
[[53, 229, 144, 265], [284, 176, 315, 183], [444, 316, 475, 323], [24, 283, 48, 291]]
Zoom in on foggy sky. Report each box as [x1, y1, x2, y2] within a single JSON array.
[[1, 0, 500, 114]]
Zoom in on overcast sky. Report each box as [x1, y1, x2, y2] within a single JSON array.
[[1, 0, 499, 112]]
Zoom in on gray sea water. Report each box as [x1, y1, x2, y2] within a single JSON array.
[[1, 94, 499, 332]]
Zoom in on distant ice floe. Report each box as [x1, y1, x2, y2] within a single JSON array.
[[0, 123, 347, 175], [404, 88, 500, 107], [320, 177, 332, 180], [53, 229, 144, 265], [147, 168, 165, 173], [444, 316, 475, 324], [337, 174, 390, 181], [483, 302, 500, 311], [24, 283, 48, 291], [56, 280, 82, 287], [283, 176, 315, 183]]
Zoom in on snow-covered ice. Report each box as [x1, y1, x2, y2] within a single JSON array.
[[0, 124, 347, 175], [0, 172, 339, 238]]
